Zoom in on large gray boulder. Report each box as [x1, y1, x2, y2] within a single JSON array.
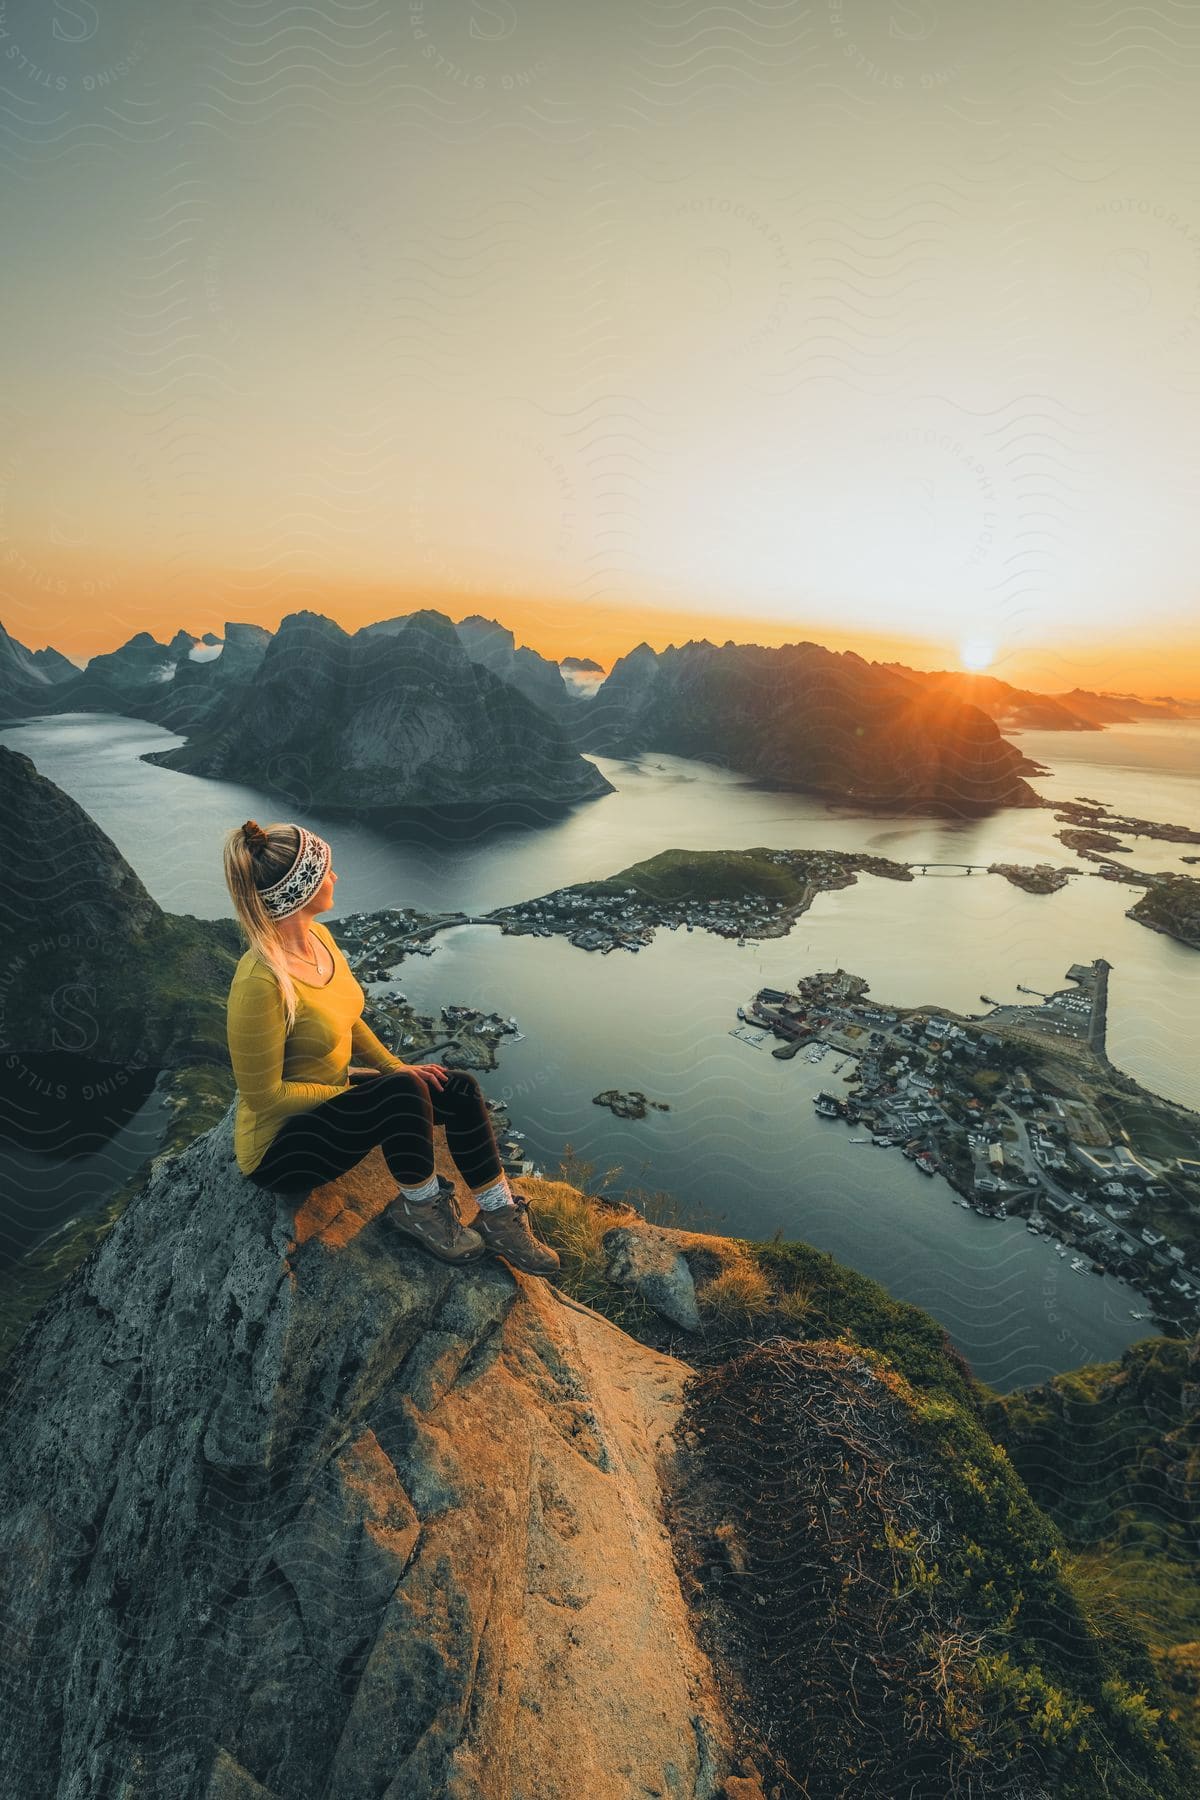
[[602, 1223, 704, 1332], [0, 1106, 737, 1799]]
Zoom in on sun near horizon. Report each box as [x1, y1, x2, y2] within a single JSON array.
[[959, 640, 996, 674], [7, 577, 1200, 702]]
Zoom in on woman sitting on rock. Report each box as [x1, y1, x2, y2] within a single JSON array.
[[222, 818, 559, 1275]]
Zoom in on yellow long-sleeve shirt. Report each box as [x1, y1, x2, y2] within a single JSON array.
[[226, 919, 407, 1176]]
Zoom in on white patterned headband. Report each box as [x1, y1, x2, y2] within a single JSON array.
[[245, 822, 331, 920]]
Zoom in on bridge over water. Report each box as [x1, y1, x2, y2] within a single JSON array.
[[910, 863, 991, 874]]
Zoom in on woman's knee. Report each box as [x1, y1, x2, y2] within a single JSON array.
[[373, 1069, 431, 1101], [441, 1070, 484, 1104]]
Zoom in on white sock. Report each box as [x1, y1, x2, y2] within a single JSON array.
[[398, 1172, 440, 1206], [471, 1174, 514, 1212]]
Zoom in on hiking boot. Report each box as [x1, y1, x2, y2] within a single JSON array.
[[385, 1176, 486, 1264], [470, 1191, 561, 1276]]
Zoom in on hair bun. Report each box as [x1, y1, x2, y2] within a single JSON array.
[[242, 819, 269, 854]]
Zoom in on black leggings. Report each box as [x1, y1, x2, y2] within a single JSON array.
[[245, 1069, 505, 1195]]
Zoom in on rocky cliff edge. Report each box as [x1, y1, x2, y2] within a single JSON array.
[[0, 1105, 744, 1800]]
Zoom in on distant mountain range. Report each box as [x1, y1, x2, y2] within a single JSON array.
[[874, 664, 1200, 730], [5, 609, 1198, 817]]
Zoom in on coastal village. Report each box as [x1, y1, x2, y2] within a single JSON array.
[[328, 840, 1200, 1334], [738, 959, 1200, 1334], [490, 848, 916, 951]]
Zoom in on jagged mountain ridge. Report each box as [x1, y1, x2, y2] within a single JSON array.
[[448, 612, 577, 718], [0, 620, 81, 719], [0, 618, 272, 737], [574, 637, 1042, 814], [141, 608, 613, 812]]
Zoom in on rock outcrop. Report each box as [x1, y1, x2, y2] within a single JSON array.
[[0, 1108, 738, 1799], [603, 1222, 703, 1331], [575, 639, 1042, 815], [143, 609, 614, 814]]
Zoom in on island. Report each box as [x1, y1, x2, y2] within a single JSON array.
[[1127, 877, 1200, 951], [489, 847, 914, 952], [987, 862, 1075, 894], [1058, 827, 1132, 855], [593, 1089, 672, 1119], [1053, 798, 1200, 847]]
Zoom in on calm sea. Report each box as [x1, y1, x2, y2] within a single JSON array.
[[3, 710, 1199, 1389]]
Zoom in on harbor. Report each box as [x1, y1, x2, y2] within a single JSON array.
[[732, 961, 1200, 1331]]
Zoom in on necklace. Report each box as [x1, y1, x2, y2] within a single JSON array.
[[284, 929, 327, 974]]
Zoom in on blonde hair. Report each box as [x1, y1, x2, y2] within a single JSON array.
[[222, 820, 312, 1031]]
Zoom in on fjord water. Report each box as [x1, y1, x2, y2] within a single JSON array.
[[4, 711, 1200, 1389]]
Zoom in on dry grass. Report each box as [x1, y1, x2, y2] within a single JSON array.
[[523, 1144, 819, 1336], [693, 1258, 774, 1320], [772, 1279, 814, 1327], [520, 1175, 629, 1273]]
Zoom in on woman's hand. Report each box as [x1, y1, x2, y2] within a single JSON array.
[[407, 1062, 450, 1092]]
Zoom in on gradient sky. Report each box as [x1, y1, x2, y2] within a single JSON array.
[[3, 0, 1200, 693]]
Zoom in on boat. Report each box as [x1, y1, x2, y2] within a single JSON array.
[[1129, 1310, 1146, 1319], [958, 1198, 971, 1207], [915, 1159, 935, 1176]]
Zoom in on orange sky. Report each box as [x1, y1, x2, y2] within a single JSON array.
[[7, 7, 1200, 707], [9, 555, 1200, 700]]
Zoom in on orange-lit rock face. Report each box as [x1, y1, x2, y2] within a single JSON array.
[[0, 1102, 737, 1799]]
